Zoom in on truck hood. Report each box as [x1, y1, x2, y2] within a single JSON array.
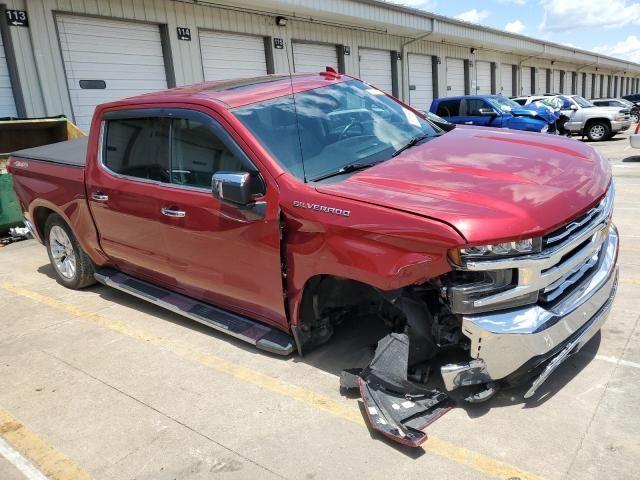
[[316, 126, 611, 242]]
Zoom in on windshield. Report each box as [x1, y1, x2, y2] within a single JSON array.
[[233, 80, 440, 181], [572, 96, 594, 108], [490, 96, 521, 112]]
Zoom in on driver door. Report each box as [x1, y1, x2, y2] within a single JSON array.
[[461, 99, 500, 127], [153, 109, 288, 329]]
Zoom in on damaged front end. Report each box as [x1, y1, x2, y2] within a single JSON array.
[[339, 187, 619, 447]]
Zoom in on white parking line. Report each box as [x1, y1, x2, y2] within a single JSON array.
[[595, 354, 640, 370], [0, 436, 49, 480]]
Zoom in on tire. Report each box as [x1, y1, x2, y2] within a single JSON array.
[[586, 121, 610, 142], [632, 113, 639, 124], [44, 214, 96, 289]]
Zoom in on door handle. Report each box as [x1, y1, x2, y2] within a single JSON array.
[[161, 207, 186, 218], [464, 121, 474, 125], [91, 192, 109, 202]]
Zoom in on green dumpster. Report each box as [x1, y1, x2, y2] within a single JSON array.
[[0, 116, 85, 234]]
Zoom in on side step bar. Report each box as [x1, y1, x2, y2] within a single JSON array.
[[94, 268, 294, 355]]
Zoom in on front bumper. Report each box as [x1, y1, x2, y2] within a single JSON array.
[[441, 225, 618, 391], [611, 120, 631, 132]]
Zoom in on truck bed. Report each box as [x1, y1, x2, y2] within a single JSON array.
[[11, 137, 87, 167]]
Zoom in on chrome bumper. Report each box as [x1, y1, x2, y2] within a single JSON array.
[[441, 226, 618, 390]]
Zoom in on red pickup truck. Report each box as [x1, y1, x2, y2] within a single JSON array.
[[8, 71, 618, 442]]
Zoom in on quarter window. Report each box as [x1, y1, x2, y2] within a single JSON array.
[[104, 118, 170, 181]]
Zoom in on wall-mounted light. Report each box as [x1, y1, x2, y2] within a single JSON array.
[[276, 16, 287, 27], [470, 48, 476, 54], [551, 60, 555, 65]]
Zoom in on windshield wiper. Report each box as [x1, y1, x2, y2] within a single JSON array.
[[311, 162, 377, 182], [391, 133, 431, 158]]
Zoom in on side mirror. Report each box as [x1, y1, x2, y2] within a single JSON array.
[[570, 105, 578, 111], [478, 108, 497, 116], [212, 172, 254, 206]]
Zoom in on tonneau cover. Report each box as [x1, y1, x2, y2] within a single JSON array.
[[11, 137, 88, 167]]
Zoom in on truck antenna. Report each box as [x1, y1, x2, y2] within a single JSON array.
[[284, 41, 308, 183]]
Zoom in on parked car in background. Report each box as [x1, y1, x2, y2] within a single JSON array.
[[429, 95, 550, 133], [591, 98, 639, 123], [622, 94, 640, 105], [513, 95, 630, 141]]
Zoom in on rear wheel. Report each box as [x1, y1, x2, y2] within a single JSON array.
[[586, 122, 610, 142], [45, 214, 96, 289]]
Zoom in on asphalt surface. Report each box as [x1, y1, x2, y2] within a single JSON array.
[[1, 130, 639, 480]]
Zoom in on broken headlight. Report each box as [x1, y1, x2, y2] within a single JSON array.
[[448, 237, 542, 267]]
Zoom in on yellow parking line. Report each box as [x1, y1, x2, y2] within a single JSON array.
[[0, 409, 92, 480], [0, 282, 542, 480]]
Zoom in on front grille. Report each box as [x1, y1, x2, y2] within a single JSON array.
[[460, 184, 614, 312]]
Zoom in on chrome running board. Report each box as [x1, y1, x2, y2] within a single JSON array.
[[94, 268, 294, 356]]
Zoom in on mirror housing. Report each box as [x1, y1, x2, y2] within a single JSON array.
[[570, 104, 578, 111], [478, 108, 498, 116], [212, 172, 254, 206]]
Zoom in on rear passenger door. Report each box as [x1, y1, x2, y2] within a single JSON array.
[[86, 112, 173, 284], [434, 99, 463, 124]]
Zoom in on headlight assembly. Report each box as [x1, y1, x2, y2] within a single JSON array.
[[448, 237, 542, 266]]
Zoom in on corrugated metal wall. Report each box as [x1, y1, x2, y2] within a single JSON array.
[[8, 0, 640, 120]]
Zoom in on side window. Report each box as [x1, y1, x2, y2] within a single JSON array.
[[435, 100, 460, 117], [463, 99, 491, 116], [171, 118, 247, 189], [104, 118, 170, 181]]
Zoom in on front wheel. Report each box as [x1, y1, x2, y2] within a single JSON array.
[[586, 122, 610, 142], [632, 112, 639, 124], [45, 214, 96, 289]]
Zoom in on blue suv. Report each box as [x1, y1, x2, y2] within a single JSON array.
[[429, 95, 550, 133]]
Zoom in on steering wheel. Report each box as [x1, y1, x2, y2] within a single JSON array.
[[339, 120, 364, 140]]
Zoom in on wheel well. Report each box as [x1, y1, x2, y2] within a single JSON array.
[[584, 118, 611, 129], [34, 207, 56, 241]]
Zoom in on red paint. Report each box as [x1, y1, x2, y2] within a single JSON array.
[[8, 74, 612, 335]]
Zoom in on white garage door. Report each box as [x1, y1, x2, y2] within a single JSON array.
[[585, 73, 593, 99], [552, 70, 561, 93], [0, 33, 16, 117], [475, 61, 491, 95], [567, 72, 575, 94], [200, 31, 267, 81], [446, 58, 465, 96], [521, 66, 532, 95], [537, 68, 547, 95], [501, 64, 513, 96], [593, 74, 600, 98], [293, 42, 337, 73], [407, 54, 433, 110], [359, 49, 393, 93], [57, 15, 167, 132]]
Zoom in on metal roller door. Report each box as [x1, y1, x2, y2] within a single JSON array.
[[552, 70, 561, 93], [585, 73, 593, 99], [446, 58, 465, 96], [521, 66, 532, 95], [56, 14, 168, 132], [501, 64, 513, 96], [293, 42, 338, 73], [0, 33, 16, 117], [407, 54, 433, 110], [594, 74, 600, 98], [359, 49, 393, 93], [475, 61, 491, 95], [200, 31, 267, 82], [537, 68, 547, 94], [568, 72, 576, 94]]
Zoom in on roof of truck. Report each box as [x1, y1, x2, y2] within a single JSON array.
[[109, 71, 354, 110]]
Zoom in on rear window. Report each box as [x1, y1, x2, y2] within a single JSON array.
[[435, 100, 460, 117]]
